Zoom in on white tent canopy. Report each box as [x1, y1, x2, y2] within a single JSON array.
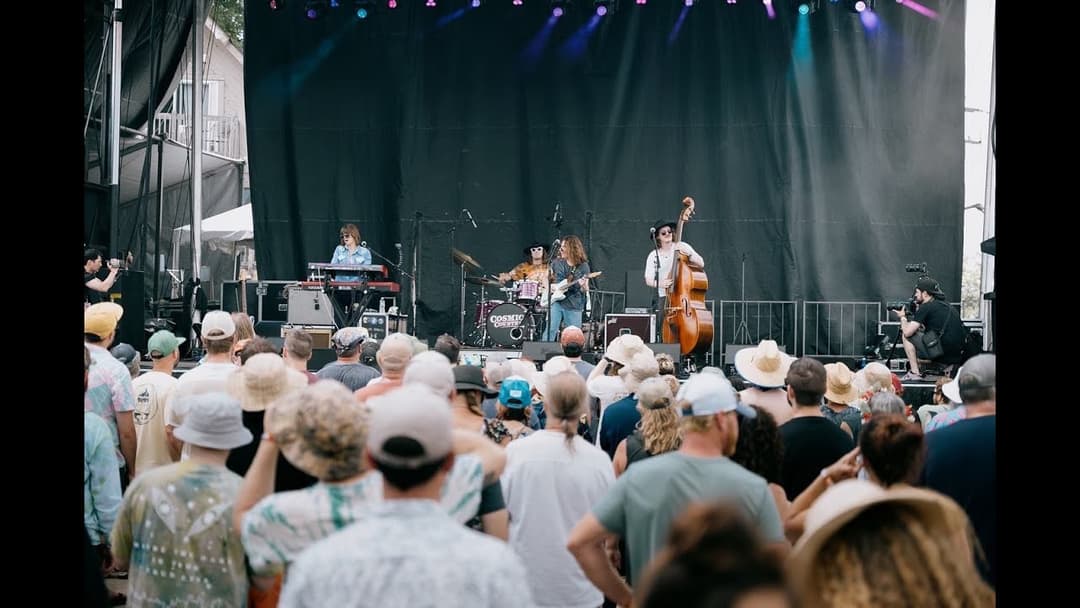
[[175, 203, 253, 249]]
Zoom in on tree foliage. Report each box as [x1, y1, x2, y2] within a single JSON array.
[[211, 0, 244, 49]]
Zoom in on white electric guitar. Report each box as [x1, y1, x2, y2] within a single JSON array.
[[542, 271, 602, 306]]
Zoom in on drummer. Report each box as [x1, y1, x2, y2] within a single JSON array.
[[497, 241, 552, 296]]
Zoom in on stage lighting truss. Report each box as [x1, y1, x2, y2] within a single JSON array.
[[593, 0, 615, 16]]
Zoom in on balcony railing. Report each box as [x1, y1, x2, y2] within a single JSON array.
[[153, 113, 242, 159]]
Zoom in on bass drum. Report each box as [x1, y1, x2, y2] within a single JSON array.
[[485, 302, 534, 348]]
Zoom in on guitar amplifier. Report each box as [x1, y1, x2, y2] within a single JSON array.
[[605, 313, 655, 347], [281, 324, 334, 349], [287, 290, 336, 326]]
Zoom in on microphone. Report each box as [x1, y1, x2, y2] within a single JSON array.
[[553, 202, 561, 223], [463, 208, 477, 229], [650, 227, 656, 236], [552, 238, 561, 248], [360, 241, 368, 248], [394, 243, 402, 250]]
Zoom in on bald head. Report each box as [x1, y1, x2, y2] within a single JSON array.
[[378, 333, 415, 375], [560, 326, 586, 358]]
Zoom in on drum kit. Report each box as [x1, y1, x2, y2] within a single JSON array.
[[465, 275, 546, 348]]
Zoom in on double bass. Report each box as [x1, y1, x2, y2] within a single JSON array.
[[661, 196, 714, 356]]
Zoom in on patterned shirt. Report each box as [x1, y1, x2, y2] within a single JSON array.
[[111, 461, 247, 608], [85, 412, 122, 545], [330, 245, 373, 282], [925, 406, 967, 432], [84, 343, 136, 466], [242, 454, 484, 577], [279, 499, 534, 608]]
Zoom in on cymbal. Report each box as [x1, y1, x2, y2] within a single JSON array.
[[465, 276, 502, 287], [452, 248, 482, 269]]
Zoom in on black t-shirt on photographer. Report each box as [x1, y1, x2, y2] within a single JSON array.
[[913, 298, 966, 362], [85, 271, 106, 304]]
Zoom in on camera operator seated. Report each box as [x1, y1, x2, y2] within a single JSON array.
[[890, 276, 966, 380]]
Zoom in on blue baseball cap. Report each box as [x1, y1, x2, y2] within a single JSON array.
[[499, 376, 532, 409]]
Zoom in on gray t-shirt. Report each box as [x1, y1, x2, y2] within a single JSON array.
[[316, 361, 380, 391], [592, 451, 784, 584]]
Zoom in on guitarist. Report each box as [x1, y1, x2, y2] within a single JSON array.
[[544, 235, 591, 341], [644, 219, 705, 340]]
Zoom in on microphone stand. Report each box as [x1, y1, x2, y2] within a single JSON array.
[[653, 233, 663, 343], [733, 253, 750, 345], [411, 212, 421, 336]]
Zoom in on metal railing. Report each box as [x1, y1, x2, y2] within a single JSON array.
[[153, 113, 242, 158], [801, 301, 881, 359], [718, 300, 798, 365]]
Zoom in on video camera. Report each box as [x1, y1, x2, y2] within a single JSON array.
[[886, 299, 915, 313]]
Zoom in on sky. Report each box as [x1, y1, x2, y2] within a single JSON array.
[[963, 0, 995, 268]]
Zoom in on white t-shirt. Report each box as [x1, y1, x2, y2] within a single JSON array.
[[502, 431, 616, 608], [166, 361, 238, 461], [131, 371, 178, 474], [644, 242, 701, 298]]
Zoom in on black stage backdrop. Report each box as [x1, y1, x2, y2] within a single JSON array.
[[245, 0, 964, 342]]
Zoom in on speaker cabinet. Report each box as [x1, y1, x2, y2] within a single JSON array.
[[287, 290, 336, 326], [604, 313, 655, 346], [111, 270, 146, 353], [521, 341, 565, 367]]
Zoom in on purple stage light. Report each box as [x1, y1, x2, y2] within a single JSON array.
[[636, 0, 647, 4], [513, 0, 523, 4], [306, 8, 318, 18], [388, 0, 396, 6], [596, 5, 607, 15], [425, 0, 435, 6], [854, 1, 866, 11], [471, 0, 480, 6], [553, 6, 564, 15], [684, 0, 693, 6]]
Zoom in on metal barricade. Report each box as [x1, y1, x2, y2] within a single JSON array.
[[718, 301, 798, 366], [801, 301, 881, 359]]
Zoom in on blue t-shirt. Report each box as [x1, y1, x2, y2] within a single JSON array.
[[599, 394, 641, 459], [330, 245, 373, 282], [551, 259, 590, 311]]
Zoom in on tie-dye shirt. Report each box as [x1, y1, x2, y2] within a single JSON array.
[[242, 454, 484, 577], [85, 412, 122, 545], [111, 461, 247, 607], [279, 499, 534, 608], [925, 406, 968, 432], [84, 344, 136, 465]]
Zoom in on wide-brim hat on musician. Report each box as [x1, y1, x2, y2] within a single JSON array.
[[523, 241, 550, 257], [734, 340, 795, 389], [649, 220, 677, 240]]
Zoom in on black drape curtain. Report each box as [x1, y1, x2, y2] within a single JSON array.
[[84, 0, 207, 130], [245, 0, 965, 341]]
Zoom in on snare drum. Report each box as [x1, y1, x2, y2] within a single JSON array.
[[515, 280, 541, 304], [474, 300, 504, 327]]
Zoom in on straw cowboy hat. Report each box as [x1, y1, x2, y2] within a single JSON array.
[[267, 382, 371, 481], [824, 362, 860, 404], [852, 362, 896, 396], [790, 479, 973, 588], [226, 353, 308, 412], [734, 340, 795, 388], [604, 333, 648, 367]]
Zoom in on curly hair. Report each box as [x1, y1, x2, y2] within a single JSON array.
[[805, 503, 994, 608], [560, 235, 588, 266], [635, 377, 682, 455], [655, 353, 677, 376], [636, 502, 790, 608], [731, 405, 784, 485], [859, 414, 925, 487]]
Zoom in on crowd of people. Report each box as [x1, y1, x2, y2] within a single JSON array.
[[85, 297, 996, 607]]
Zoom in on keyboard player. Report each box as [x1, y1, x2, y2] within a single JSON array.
[[330, 223, 372, 282]]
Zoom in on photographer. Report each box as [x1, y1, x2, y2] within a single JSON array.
[[890, 277, 966, 380], [84, 248, 120, 306]]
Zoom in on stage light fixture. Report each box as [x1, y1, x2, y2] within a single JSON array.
[[550, 0, 570, 16], [594, 0, 614, 16], [684, 0, 694, 6], [388, 0, 397, 7], [841, 0, 874, 11], [354, 0, 375, 18], [797, 1, 820, 15], [268, 0, 285, 10], [305, 0, 328, 19], [425, 0, 436, 6], [471, 0, 481, 7]]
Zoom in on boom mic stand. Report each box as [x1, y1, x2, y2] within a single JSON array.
[[653, 231, 663, 343]]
